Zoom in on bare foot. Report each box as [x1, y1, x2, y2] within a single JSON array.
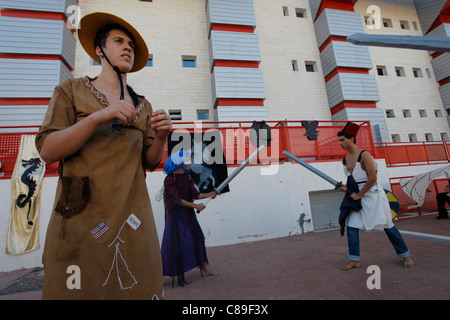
[[341, 260, 360, 271], [403, 256, 415, 268], [202, 263, 219, 276]]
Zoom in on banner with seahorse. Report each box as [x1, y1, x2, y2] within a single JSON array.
[[7, 134, 45, 255]]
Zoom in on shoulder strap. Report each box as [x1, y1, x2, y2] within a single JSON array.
[[357, 150, 367, 162]]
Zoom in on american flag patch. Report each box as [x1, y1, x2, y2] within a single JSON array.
[[90, 221, 110, 240]]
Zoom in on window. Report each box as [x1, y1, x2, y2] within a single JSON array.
[[419, 109, 427, 118], [441, 133, 448, 141], [146, 54, 153, 67], [400, 20, 410, 30], [413, 68, 423, 78], [182, 56, 196, 68], [425, 133, 434, 142], [169, 110, 182, 121], [383, 18, 393, 28], [395, 66, 406, 77], [402, 109, 411, 118], [377, 66, 387, 76], [197, 110, 209, 120], [412, 21, 419, 31], [295, 8, 307, 18], [386, 109, 395, 118], [305, 61, 316, 72], [391, 134, 401, 142], [291, 60, 299, 71], [408, 133, 417, 142], [435, 109, 443, 118], [282, 6, 289, 16], [426, 68, 432, 78]]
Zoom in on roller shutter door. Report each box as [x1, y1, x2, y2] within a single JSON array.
[[309, 189, 343, 231]]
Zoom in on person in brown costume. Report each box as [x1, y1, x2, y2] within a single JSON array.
[[35, 12, 171, 299]]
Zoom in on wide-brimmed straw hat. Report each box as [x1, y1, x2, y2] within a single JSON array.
[[78, 12, 149, 73]]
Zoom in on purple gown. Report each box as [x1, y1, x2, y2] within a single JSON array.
[[160, 172, 208, 284]]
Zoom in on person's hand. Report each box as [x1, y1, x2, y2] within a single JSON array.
[[151, 109, 172, 139], [350, 192, 362, 201], [96, 100, 139, 126], [209, 192, 217, 199], [194, 203, 206, 212], [339, 184, 348, 193]]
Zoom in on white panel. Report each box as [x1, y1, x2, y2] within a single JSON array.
[[432, 53, 450, 82], [332, 107, 389, 143], [413, 0, 447, 34], [427, 23, 450, 37], [0, 105, 47, 127], [212, 67, 266, 100], [321, 41, 372, 77], [211, 31, 261, 62], [216, 106, 268, 123], [208, 0, 256, 27], [0, 17, 76, 69], [438, 82, 450, 109], [314, 9, 364, 47], [0, 59, 72, 98], [326, 73, 380, 108], [325, 74, 344, 108], [0, 0, 77, 16], [308, 0, 322, 21]]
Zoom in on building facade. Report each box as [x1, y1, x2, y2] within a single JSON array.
[[0, 0, 449, 143]]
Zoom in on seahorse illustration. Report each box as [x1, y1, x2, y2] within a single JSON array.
[[16, 158, 42, 225]]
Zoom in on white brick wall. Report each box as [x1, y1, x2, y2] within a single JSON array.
[[75, 0, 214, 122], [73, 0, 449, 141]]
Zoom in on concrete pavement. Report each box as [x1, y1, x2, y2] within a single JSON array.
[[1, 214, 449, 300]]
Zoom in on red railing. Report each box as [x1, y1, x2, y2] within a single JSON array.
[[375, 141, 450, 166], [1, 121, 449, 176], [1, 122, 447, 217], [390, 177, 448, 219], [0, 120, 373, 178], [164, 120, 375, 166]]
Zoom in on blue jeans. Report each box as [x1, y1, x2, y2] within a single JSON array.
[[347, 226, 410, 261]]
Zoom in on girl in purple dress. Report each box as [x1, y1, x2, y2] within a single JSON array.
[[160, 151, 218, 286]]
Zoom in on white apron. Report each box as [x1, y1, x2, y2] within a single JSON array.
[[345, 160, 394, 231]]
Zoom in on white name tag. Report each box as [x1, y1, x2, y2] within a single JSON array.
[[127, 213, 141, 230]]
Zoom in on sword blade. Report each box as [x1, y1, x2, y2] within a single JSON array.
[[215, 145, 266, 194], [283, 151, 342, 189]]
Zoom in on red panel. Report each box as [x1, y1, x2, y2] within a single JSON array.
[[316, 0, 355, 20], [425, 144, 449, 161], [438, 76, 450, 87], [442, 1, 450, 15], [0, 98, 51, 106], [211, 24, 254, 33], [319, 36, 348, 52], [214, 60, 259, 68], [217, 99, 264, 107], [330, 101, 377, 115], [0, 54, 60, 61], [428, 14, 450, 33], [1, 9, 65, 21]]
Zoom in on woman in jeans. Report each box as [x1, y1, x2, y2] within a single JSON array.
[[337, 122, 415, 270]]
